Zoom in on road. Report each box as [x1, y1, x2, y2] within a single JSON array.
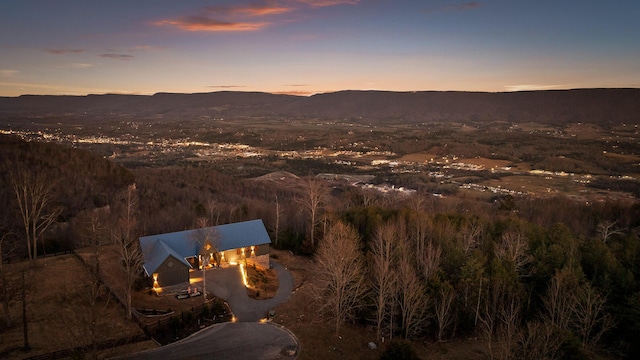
[[123, 322, 298, 360]]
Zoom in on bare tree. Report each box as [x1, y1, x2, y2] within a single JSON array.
[[21, 270, 29, 350], [571, 282, 614, 350], [596, 220, 624, 244], [10, 165, 62, 260], [478, 277, 512, 359], [75, 207, 110, 275], [192, 220, 222, 267], [434, 283, 456, 341], [112, 184, 143, 319], [297, 177, 329, 247], [478, 295, 497, 359], [496, 230, 531, 277], [360, 188, 379, 208], [0, 231, 17, 327], [397, 236, 429, 339], [273, 194, 282, 247], [369, 222, 398, 340], [496, 295, 521, 360], [408, 195, 427, 213], [516, 320, 562, 360], [314, 221, 367, 334], [543, 267, 579, 331], [420, 240, 442, 283], [407, 211, 433, 273], [206, 197, 221, 226], [460, 218, 483, 255]]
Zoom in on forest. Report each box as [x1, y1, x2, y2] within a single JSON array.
[[1, 133, 640, 359]]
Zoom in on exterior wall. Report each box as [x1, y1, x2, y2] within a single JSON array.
[[219, 243, 270, 267], [246, 254, 270, 269], [156, 256, 190, 287], [220, 249, 241, 264], [254, 244, 269, 256]]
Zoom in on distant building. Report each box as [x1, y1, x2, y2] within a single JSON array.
[[139, 219, 271, 287]]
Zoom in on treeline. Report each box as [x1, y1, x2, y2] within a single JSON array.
[[588, 178, 640, 198], [0, 135, 134, 257], [313, 198, 640, 359]]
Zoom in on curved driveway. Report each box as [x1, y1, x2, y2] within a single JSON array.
[[118, 261, 297, 359], [206, 261, 294, 321], [123, 322, 297, 360]]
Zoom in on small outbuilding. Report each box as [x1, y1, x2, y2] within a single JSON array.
[[139, 219, 271, 287]]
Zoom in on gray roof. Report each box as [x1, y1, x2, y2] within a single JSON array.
[[139, 219, 271, 275]]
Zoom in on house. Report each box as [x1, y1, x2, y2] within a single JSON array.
[[139, 219, 271, 287]]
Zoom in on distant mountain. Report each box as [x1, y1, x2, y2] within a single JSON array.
[[1, 88, 639, 125]]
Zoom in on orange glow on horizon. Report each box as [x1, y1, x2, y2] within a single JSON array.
[[153, 19, 268, 32]]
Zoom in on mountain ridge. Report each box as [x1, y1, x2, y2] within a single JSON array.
[[1, 88, 639, 125]]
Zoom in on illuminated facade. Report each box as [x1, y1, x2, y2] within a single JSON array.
[[139, 219, 271, 287]]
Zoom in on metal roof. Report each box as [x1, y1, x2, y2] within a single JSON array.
[[140, 219, 271, 275]]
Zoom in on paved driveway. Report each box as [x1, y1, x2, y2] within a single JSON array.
[[205, 261, 294, 321], [122, 322, 298, 360], [117, 261, 298, 359]]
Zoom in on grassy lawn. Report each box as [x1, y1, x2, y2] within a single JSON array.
[[0, 254, 148, 360]]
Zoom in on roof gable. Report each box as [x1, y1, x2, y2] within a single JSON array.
[[142, 239, 192, 275]]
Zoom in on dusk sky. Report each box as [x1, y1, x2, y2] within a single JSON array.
[[1, 0, 639, 96]]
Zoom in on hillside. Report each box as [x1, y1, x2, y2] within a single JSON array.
[[1, 88, 639, 125], [0, 135, 134, 233]]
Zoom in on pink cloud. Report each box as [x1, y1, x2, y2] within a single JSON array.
[[297, 0, 360, 8], [45, 49, 84, 54], [154, 17, 268, 32], [153, 0, 360, 32], [205, 3, 293, 16], [425, 2, 482, 13], [154, 1, 294, 32], [100, 53, 134, 60]]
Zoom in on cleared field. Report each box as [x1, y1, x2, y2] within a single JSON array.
[[603, 152, 640, 164], [398, 152, 439, 162], [512, 122, 557, 132], [563, 123, 605, 140], [457, 157, 518, 169], [478, 174, 636, 202], [481, 175, 574, 196]]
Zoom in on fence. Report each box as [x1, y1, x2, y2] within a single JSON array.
[[142, 299, 233, 345], [70, 250, 128, 307], [1, 250, 74, 265]]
